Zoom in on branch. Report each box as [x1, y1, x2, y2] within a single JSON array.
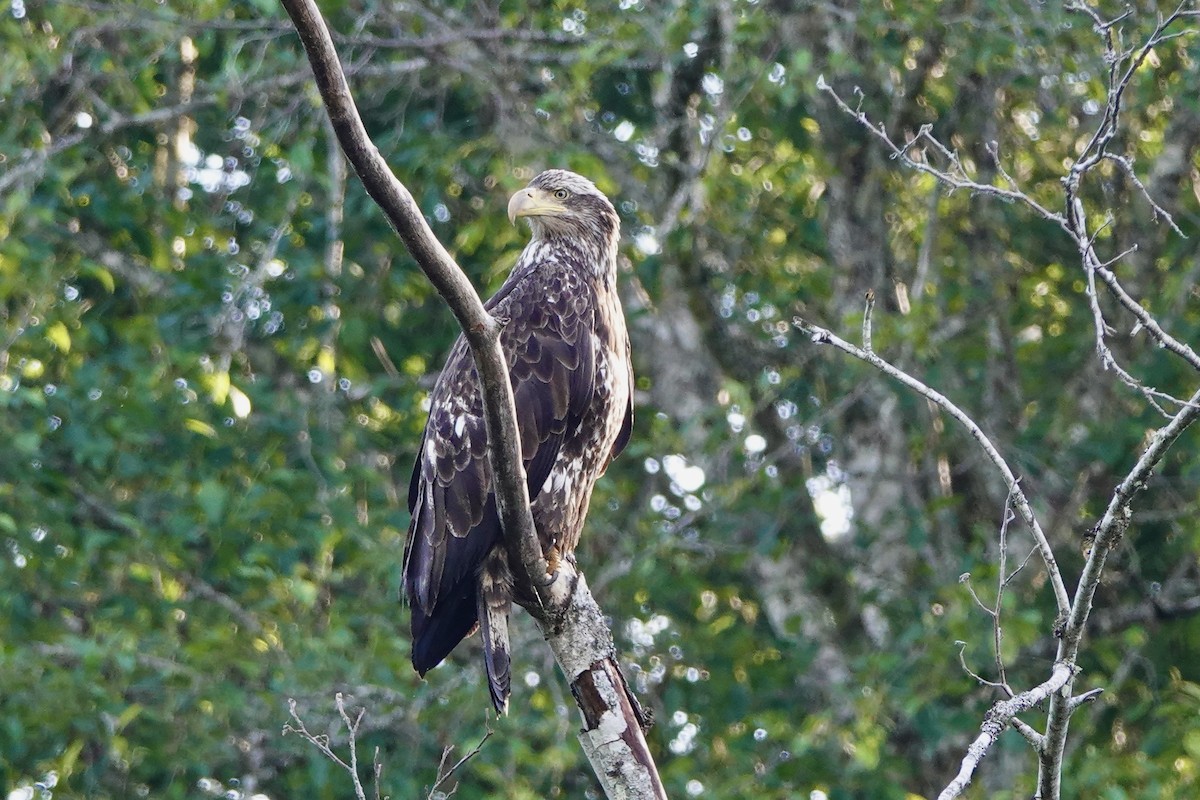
[[991, 488, 1018, 693], [1092, 260, 1200, 376], [283, 695, 379, 800], [815, 11, 1200, 799], [277, 2, 664, 796], [815, 76, 1068, 228], [819, 8, 1200, 406], [794, 317, 1072, 617], [799, 322, 1200, 799], [938, 662, 1073, 800], [277, 0, 544, 595], [1037, 384, 1200, 798], [429, 725, 493, 799], [958, 487, 1021, 696], [1058, 3, 1200, 398]]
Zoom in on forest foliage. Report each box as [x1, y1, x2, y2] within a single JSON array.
[[3, 1, 1200, 798]]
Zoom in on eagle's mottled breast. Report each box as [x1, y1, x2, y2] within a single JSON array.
[[523, 247, 630, 562]]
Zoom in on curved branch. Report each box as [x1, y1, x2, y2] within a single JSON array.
[[277, 2, 663, 797], [794, 317, 1072, 617]]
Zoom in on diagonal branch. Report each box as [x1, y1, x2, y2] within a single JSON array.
[[794, 316, 1072, 617], [1037, 384, 1200, 798]]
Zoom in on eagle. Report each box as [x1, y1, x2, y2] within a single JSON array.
[[403, 169, 633, 714]]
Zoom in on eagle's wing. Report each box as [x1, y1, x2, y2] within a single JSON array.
[[610, 336, 634, 465], [403, 267, 597, 674]]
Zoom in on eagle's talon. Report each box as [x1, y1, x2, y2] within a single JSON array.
[[536, 543, 563, 588]]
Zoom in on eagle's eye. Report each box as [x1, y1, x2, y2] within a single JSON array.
[[553, 189, 569, 200]]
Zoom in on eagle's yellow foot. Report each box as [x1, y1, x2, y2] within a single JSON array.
[[536, 544, 562, 587]]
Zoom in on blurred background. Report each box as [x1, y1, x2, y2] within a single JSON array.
[[3, 1, 1200, 798]]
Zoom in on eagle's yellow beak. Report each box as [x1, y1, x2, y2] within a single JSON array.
[[507, 188, 565, 224]]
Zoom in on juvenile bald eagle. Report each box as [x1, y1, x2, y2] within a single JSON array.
[[403, 170, 633, 714]]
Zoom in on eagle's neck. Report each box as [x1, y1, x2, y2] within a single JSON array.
[[522, 226, 619, 286]]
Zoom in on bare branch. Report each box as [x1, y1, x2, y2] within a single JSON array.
[[1092, 261, 1200, 376], [938, 662, 1075, 800], [1038, 384, 1200, 798], [1069, 194, 1199, 412], [428, 725, 493, 799], [1056, 2, 1200, 416], [1003, 544, 1040, 589], [1063, 1, 1196, 180], [954, 640, 1009, 693], [819, 7, 1200, 412], [815, 76, 1068, 227], [1103, 153, 1186, 237], [816, 9, 1200, 799], [1010, 717, 1044, 750], [861, 289, 876, 353], [795, 317, 1071, 616], [283, 696, 368, 800], [992, 488, 1018, 692], [955, 493, 1016, 697], [1068, 688, 1105, 712], [959, 574, 996, 618]]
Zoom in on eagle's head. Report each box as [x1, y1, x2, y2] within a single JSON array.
[[507, 169, 619, 250]]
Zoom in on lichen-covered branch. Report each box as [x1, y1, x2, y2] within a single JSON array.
[[937, 662, 1074, 800]]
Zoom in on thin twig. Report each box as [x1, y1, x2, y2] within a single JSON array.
[[955, 641, 1009, 693], [1104, 153, 1186, 237], [862, 289, 875, 353], [1003, 544, 1041, 589], [992, 487, 1018, 693], [283, 695, 370, 800], [959, 575, 996, 618], [428, 724, 494, 799]]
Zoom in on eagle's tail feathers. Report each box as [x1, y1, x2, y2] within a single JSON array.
[[478, 550, 513, 716]]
